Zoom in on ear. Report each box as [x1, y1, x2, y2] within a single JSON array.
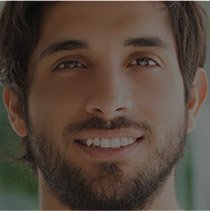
[[3, 87, 28, 137], [187, 67, 208, 134]]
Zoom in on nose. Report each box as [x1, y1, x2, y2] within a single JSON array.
[[85, 75, 133, 120]]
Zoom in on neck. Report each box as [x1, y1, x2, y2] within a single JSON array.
[[148, 169, 182, 210], [38, 169, 182, 210]]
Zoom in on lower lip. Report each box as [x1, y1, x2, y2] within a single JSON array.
[[75, 138, 143, 160]]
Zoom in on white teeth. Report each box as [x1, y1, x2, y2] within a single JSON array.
[[84, 137, 136, 148], [128, 137, 135, 145], [120, 137, 129, 146], [87, 138, 93, 146], [93, 138, 101, 146], [101, 138, 111, 148], [110, 138, 121, 148]]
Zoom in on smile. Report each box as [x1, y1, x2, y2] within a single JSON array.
[[72, 129, 144, 160], [77, 137, 138, 148]]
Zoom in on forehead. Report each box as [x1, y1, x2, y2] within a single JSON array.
[[42, 2, 166, 26], [39, 2, 173, 44], [30, 1, 176, 63]]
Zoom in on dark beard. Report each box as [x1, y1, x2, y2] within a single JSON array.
[[26, 115, 187, 210]]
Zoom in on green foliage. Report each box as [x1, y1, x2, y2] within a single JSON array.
[[0, 87, 39, 209], [176, 141, 193, 210]]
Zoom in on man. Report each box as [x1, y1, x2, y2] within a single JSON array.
[[0, 1, 208, 210]]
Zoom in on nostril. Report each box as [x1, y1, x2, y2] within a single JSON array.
[[116, 107, 126, 112], [93, 108, 103, 113]]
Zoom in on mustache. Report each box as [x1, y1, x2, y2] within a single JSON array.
[[63, 116, 153, 136]]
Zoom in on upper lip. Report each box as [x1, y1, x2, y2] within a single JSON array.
[[71, 128, 143, 140]]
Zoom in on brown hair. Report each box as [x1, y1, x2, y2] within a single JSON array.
[[0, 2, 207, 107]]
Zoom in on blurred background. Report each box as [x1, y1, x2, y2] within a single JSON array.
[[0, 1, 210, 210]]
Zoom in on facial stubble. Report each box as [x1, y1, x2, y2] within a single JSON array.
[[26, 115, 187, 210]]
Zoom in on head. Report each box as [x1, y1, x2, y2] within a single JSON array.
[[0, 2, 208, 210]]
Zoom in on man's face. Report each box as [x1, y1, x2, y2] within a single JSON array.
[[26, 2, 187, 210]]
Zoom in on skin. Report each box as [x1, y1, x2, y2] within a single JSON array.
[[2, 2, 208, 210]]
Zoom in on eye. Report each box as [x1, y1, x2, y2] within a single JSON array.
[[54, 60, 87, 71], [128, 57, 159, 67]]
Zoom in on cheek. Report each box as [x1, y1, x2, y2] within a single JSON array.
[[150, 83, 185, 123], [133, 70, 185, 138], [27, 75, 90, 136]]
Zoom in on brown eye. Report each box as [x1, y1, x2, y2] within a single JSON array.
[[129, 57, 158, 67], [55, 60, 87, 71]]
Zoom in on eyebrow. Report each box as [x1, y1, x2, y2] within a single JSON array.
[[39, 36, 170, 60], [124, 37, 170, 50], [39, 40, 89, 60]]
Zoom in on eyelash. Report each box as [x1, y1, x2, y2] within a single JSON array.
[[128, 57, 159, 68], [54, 60, 87, 71], [54, 57, 159, 71]]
